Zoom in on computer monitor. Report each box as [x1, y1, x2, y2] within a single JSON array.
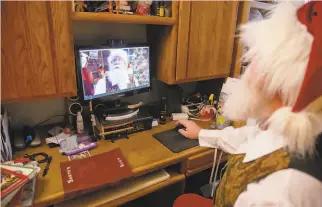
[[75, 45, 151, 101]]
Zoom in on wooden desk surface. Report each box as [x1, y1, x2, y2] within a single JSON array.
[[15, 121, 214, 207]]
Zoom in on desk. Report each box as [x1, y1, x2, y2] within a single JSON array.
[[15, 121, 226, 207]]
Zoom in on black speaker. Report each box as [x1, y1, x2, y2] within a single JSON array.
[[166, 85, 182, 116]]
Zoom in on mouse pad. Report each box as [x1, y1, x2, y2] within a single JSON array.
[[153, 128, 199, 153]]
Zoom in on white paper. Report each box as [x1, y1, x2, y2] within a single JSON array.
[[1, 109, 12, 161], [45, 132, 71, 144]]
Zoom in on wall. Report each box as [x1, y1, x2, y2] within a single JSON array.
[[4, 98, 66, 129]]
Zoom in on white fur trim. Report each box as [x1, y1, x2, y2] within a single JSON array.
[[240, 2, 313, 107], [267, 107, 322, 157]]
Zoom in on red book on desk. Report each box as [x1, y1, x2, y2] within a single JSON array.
[[60, 148, 133, 199]]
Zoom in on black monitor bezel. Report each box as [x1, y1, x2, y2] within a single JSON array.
[[74, 44, 152, 104]]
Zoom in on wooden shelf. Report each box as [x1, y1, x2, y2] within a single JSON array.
[[56, 170, 185, 207], [250, 1, 275, 10], [71, 12, 177, 25]]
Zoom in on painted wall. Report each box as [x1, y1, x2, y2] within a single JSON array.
[[4, 98, 67, 129]]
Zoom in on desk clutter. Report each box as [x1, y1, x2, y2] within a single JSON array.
[[0, 76, 246, 206], [73, 0, 172, 17], [1, 159, 40, 207], [94, 108, 153, 142], [45, 132, 96, 156], [177, 77, 246, 129], [1, 102, 218, 206]]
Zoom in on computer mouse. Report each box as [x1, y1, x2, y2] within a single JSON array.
[[175, 124, 186, 131]]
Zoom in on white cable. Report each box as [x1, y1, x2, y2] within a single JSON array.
[[181, 100, 208, 118], [209, 148, 218, 184], [220, 162, 228, 180], [211, 151, 223, 197], [69, 102, 83, 116]]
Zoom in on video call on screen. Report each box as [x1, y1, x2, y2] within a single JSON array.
[[79, 47, 150, 100]]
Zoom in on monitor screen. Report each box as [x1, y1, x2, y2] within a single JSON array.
[[78, 46, 150, 100]]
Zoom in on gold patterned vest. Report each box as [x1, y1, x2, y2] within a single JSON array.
[[214, 149, 290, 207]]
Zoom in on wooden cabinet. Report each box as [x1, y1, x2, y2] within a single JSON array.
[[1, 1, 76, 103], [180, 149, 227, 177], [155, 1, 239, 84]]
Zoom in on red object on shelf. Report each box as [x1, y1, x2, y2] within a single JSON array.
[[136, 2, 151, 16]]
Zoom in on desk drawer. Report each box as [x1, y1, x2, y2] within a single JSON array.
[[187, 150, 214, 170]]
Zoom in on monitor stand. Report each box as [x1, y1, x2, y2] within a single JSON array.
[[105, 108, 139, 121], [95, 100, 141, 121]]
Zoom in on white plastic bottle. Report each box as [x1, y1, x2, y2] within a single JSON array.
[[76, 111, 84, 134]]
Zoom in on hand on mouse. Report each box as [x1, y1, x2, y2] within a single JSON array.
[[175, 120, 201, 139]]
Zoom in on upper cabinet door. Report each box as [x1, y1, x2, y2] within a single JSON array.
[[176, 1, 238, 82], [47, 1, 76, 96], [1, 1, 57, 101], [187, 1, 238, 80], [1, 1, 76, 103]]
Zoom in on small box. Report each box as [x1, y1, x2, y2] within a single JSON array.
[[171, 113, 189, 121]]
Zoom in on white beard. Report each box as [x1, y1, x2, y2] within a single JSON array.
[[108, 69, 130, 90], [223, 79, 272, 121]]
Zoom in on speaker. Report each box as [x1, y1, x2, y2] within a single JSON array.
[[66, 96, 83, 130]]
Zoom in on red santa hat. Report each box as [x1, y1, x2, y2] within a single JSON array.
[[292, 1, 322, 113], [224, 1, 322, 157]]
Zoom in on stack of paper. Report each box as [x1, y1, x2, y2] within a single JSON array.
[[1, 162, 40, 207], [1, 108, 12, 162]]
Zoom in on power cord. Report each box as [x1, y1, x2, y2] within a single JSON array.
[[93, 104, 108, 114], [24, 152, 52, 177], [34, 115, 66, 127], [182, 93, 209, 118]]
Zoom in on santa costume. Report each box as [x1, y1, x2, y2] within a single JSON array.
[[174, 1, 322, 206]]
